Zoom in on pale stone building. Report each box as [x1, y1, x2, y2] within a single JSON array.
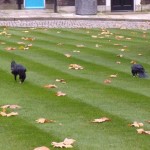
[[0, 0, 150, 12]]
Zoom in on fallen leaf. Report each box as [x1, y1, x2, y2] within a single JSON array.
[[1, 104, 21, 109], [51, 142, 65, 148], [92, 117, 111, 123], [128, 121, 144, 127], [116, 61, 121, 64], [0, 111, 18, 117], [22, 30, 29, 33], [55, 79, 66, 83], [76, 44, 85, 47], [36, 118, 55, 124], [91, 35, 97, 38], [117, 54, 123, 57], [104, 79, 111, 84], [21, 37, 35, 41], [73, 50, 80, 53], [56, 91, 66, 96], [34, 146, 50, 150], [110, 74, 117, 78], [44, 84, 57, 89], [137, 128, 150, 135], [95, 44, 102, 48], [126, 38, 132, 40], [119, 49, 125, 52], [130, 60, 137, 64], [69, 64, 83, 70], [5, 47, 16, 51], [114, 43, 121, 46], [63, 138, 76, 145], [17, 41, 25, 44], [145, 120, 150, 123], [51, 138, 75, 148], [65, 54, 71, 58]]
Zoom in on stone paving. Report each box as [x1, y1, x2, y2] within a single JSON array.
[[0, 20, 150, 29]]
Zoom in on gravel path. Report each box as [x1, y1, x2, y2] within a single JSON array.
[[0, 20, 150, 29]]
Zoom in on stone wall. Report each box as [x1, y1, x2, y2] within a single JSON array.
[[142, 0, 150, 4]]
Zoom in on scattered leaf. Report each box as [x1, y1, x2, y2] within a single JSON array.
[[65, 54, 71, 58], [130, 60, 137, 64], [128, 121, 144, 127], [5, 47, 16, 51], [1, 104, 21, 109], [92, 117, 111, 123], [116, 61, 121, 64], [21, 37, 35, 41], [117, 54, 123, 57], [56, 91, 66, 96], [36, 118, 55, 124], [51, 138, 75, 148], [104, 79, 111, 84], [91, 35, 97, 38], [69, 64, 83, 70], [55, 79, 66, 83], [0, 111, 18, 117], [73, 50, 80, 53], [44, 84, 57, 89], [137, 128, 150, 135], [110, 74, 117, 78], [17, 42, 25, 45], [34, 146, 50, 150], [76, 44, 85, 47]]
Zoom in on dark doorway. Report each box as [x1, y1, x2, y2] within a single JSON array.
[[111, 0, 133, 11]]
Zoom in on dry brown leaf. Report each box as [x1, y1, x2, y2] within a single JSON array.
[[114, 43, 121, 46], [0, 111, 18, 117], [95, 44, 102, 48], [44, 84, 57, 89], [17, 41, 25, 45], [21, 37, 35, 41], [1, 104, 21, 109], [137, 128, 150, 135], [128, 121, 144, 128], [55, 79, 66, 83], [56, 91, 66, 97], [119, 49, 125, 52], [130, 60, 137, 64], [65, 54, 71, 58], [110, 74, 117, 78], [117, 54, 123, 58], [73, 50, 80, 53], [76, 44, 85, 47], [63, 138, 76, 145], [104, 79, 111, 84], [116, 61, 121, 64], [5, 47, 16, 51], [146, 120, 150, 123], [92, 117, 111, 123], [51, 138, 75, 148], [126, 38, 132, 40], [91, 35, 97, 38], [34, 146, 50, 150], [36, 118, 55, 124], [51, 142, 65, 148], [69, 64, 83, 70]]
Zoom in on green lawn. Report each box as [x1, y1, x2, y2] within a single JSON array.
[[0, 27, 150, 150]]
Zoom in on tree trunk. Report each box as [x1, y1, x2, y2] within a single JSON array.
[[75, 0, 97, 15]]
